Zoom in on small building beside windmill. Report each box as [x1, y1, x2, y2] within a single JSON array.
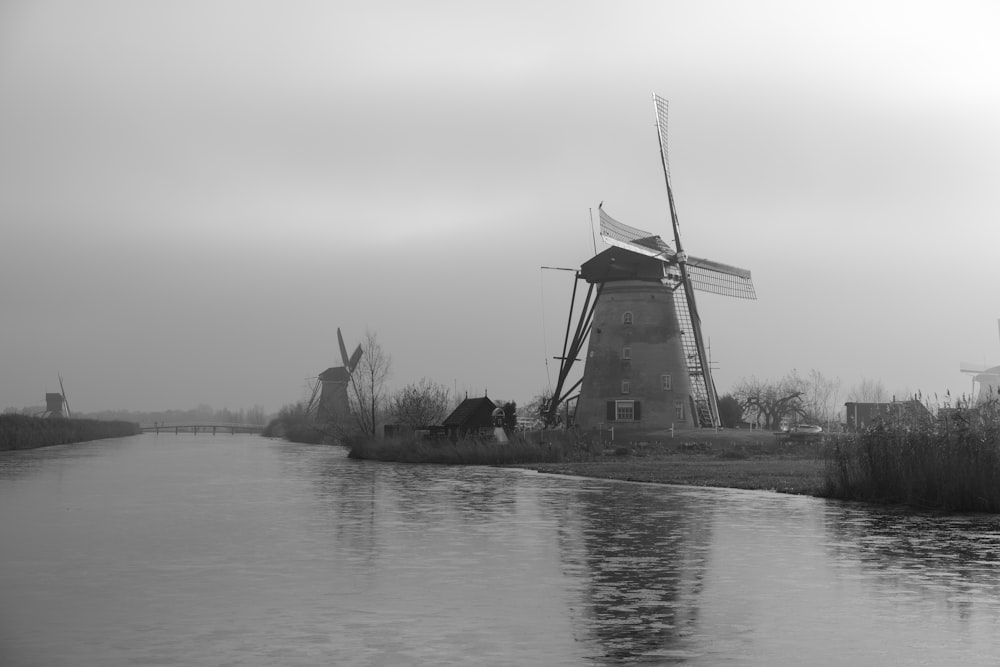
[[442, 395, 497, 440], [844, 400, 930, 431]]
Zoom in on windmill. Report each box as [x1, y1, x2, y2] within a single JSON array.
[[42, 374, 71, 418], [960, 318, 1000, 405], [545, 95, 756, 430], [316, 328, 363, 426]]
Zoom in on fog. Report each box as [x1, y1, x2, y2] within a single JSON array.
[[2, 1, 998, 414]]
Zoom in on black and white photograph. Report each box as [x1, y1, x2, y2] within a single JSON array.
[[2, 1, 1000, 664]]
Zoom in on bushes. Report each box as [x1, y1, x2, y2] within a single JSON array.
[[824, 399, 1000, 511], [0, 415, 140, 451]]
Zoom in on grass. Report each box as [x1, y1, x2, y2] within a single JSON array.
[[514, 428, 827, 495], [0, 414, 141, 451], [347, 427, 827, 494]]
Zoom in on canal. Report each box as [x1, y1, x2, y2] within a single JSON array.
[[2, 433, 1000, 665]]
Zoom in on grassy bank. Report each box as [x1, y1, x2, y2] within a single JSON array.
[[344, 414, 1000, 512], [526, 456, 826, 495], [348, 428, 826, 494], [348, 433, 570, 465], [0, 414, 141, 451], [514, 428, 826, 495]]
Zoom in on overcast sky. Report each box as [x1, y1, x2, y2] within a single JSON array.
[[2, 1, 998, 414]]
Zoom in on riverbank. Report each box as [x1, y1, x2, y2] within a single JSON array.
[[516, 455, 826, 495], [0, 414, 141, 451], [511, 428, 828, 496]]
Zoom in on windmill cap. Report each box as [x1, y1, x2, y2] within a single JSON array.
[[318, 367, 350, 381]]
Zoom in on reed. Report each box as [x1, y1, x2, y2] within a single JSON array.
[[823, 396, 1000, 511], [0, 414, 141, 451]]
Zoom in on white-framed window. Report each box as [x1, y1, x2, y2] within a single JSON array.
[[616, 400, 635, 421], [622, 311, 633, 325], [621, 381, 630, 394], [622, 346, 631, 360], [674, 400, 685, 420], [661, 373, 672, 391]]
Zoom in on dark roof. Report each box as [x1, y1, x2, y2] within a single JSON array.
[[318, 366, 350, 382], [580, 246, 668, 284], [443, 396, 496, 428]]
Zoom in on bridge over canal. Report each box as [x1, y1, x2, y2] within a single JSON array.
[[140, 423, 266, 436]]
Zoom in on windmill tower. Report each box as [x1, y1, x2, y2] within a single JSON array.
[[546, 95, 756, 430], [960, 318, 1000, 405], [317, 328, 363, 427]]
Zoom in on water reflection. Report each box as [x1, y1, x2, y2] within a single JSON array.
[[544, 482, 710, 663]]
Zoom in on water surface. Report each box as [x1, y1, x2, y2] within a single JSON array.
[[2, 434, 1000, 665]]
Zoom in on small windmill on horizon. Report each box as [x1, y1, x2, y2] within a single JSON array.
[[316, 328, 363, 427], [960, 318, 1000, 405], [41, 374, 71, 418]]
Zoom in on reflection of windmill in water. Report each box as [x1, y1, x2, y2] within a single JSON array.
[[960, 319, 1000, 405], [547, 95, 756, 430], [316, 328, 363, 428], [41, 374, 71, 418]]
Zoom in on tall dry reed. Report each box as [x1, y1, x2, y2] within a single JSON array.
[[824, 396, 1000, 511]]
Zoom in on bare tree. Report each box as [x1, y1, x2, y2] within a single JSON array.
[[391, 378, 451, 428], [732, 372, 807, 430], [801, 369, 842, 425], [348, 330, 392, 436], [847, 377, 888, 403]]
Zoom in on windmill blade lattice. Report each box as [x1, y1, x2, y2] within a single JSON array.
[[686, 256, 756, 299], [599, 206, 756, 299]]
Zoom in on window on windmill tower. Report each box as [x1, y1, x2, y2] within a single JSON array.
[[674, 400, 685, 420], [661, 374, 672, 391], [622, 311, 633, 325], [621, 381, 630, 394], [615, 400, 635, 421], [622, 346, 631, 360]]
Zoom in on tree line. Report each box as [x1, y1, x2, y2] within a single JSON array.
[[721, 370, 897, 430]]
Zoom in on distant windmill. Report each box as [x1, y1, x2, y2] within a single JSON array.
[[960, 318, 1000, 405], [546, 95, 756, 430], [42, 374, 71, 418], [316, 328, 363, 426]]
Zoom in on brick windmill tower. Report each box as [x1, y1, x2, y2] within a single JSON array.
[[545, 95, 756, 431], [317, 328, 362, 428]]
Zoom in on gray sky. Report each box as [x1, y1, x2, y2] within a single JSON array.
[[2, 0, 998, 414]]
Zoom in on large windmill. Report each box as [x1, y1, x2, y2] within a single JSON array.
[[545, 95, 756, 430], [960, 318, 1000, 405], [316, 328, 363, 426]]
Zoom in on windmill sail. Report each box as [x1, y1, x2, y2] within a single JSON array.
[[598, 207, 756, 299], [654, 93, 718, 427]]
